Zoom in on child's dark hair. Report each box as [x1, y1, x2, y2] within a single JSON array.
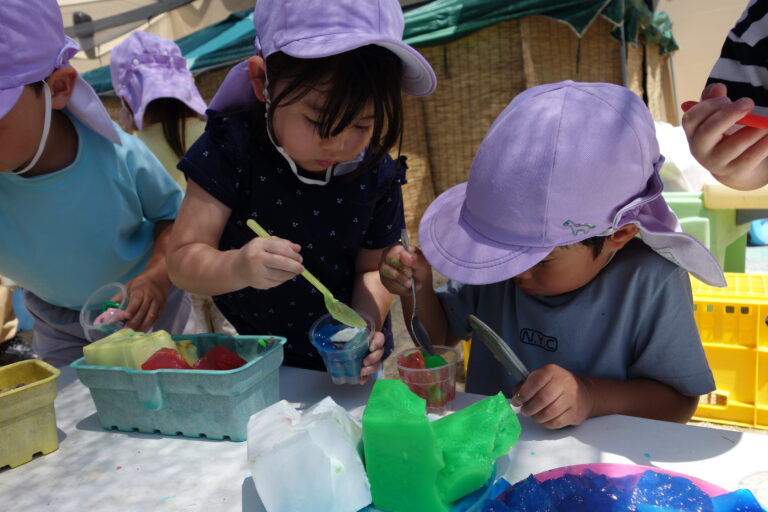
[[264, 45, 403, 172], [579, 236, 607, 258], [144, 98, 200, 159]]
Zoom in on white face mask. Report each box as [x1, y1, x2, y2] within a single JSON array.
[[14, 81, 52, 176], [262, 78, 364, 186]]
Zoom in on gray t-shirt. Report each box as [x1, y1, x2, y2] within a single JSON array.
[[438, 239, 715, 398]]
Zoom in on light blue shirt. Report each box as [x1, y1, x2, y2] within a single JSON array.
[[439, 239, 716, 398], [0, 113, 182, 309]]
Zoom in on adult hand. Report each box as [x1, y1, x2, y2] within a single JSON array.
[[238, 237, 304, 289], [511, 363, 594, 429], [682, 82, 768, 190]]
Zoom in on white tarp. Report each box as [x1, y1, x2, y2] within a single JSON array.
[[59, 0, 253, 72]]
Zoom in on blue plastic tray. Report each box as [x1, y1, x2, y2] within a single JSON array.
[[71, 334, 285, 442], [362, 463, 497, 512]]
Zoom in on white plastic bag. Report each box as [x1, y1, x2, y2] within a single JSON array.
[[247, 397, 371, 512], [655, 121, 715, 192]]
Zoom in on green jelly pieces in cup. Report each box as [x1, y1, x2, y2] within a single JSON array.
[[396, 345, 460, 415]]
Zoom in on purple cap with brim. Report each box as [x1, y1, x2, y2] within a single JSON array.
[[0, 87, 23, 120], [210, 0, 436, 112], [110, 31, 207, 130], [0, 0, 120, 144], [419, 81, 726, 287]]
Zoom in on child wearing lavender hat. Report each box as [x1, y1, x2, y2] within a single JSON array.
[[381, 81, 725, 428], [110, 30, 235, 336], [110, 30, 207, 190], [0, 0, 191, 366], [167, 0, 436, 378]]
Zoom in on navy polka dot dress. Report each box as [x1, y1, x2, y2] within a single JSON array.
[[179, 111, 405, 370]]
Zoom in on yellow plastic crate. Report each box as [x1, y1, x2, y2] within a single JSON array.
[[0, 359, 60, 469], [690, 273, 768, 429]]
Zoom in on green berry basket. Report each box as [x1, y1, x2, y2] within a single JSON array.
[[70, 334, 286, 442]]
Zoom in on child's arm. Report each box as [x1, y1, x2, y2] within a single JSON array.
[[379, 243, 457, 347], [511, 364, 698, 429], [683, 82, 768, 190], [167, 180, 305, 296], [351, 247, 393, 382], [122, 219, 173, 332]]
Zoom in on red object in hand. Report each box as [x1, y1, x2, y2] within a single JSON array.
[[681, 100, 768, 130], [141, 348, 192, 370], [193, 346, 247, 371]]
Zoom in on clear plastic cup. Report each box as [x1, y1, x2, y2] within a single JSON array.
[[309, 312, 373, 384], [79, 282, 130, 342], [396, 345, 460, 415]]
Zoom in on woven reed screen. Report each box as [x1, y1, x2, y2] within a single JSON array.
[[100, 15, 676, 245], [398, 15, 675, 244]]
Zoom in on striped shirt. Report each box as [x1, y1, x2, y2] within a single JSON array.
[[708, 0, 768, 116]]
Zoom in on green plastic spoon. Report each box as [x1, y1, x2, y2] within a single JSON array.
[[246, 219, 367, 329]]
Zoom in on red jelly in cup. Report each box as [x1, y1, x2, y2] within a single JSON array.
[[396, 345, 460, 415]]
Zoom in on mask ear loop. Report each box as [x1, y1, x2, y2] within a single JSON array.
[[262, 77, 333, 186], [117, 97, 136, 132], [15, 81, 52, 176], [601, 249, 617, 269]]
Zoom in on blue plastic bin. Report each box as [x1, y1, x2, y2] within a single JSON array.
[[70, 334, 286, 442]]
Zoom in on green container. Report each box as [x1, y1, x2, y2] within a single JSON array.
[[71, 334, 285, 442], [663, 191, 749, 273]]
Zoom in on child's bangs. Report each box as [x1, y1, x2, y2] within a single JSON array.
[[268, 46, 403, 159]]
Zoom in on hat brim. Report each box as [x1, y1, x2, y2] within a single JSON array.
[[66, 75, 122, 145], [607, 174, 726, 287], [209, 61, 257, 113], [632, 211, 727, 287], [419, 183, 553, 285], [0, 85, 24, 119], [280, 35, 436, 96], [131, 72, 207, 130]]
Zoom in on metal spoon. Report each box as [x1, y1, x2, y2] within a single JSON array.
[[400, 229, 435, 355], [246, 219, 367, 329]]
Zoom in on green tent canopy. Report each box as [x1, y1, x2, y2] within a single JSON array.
[[82, 0, 677, 94]]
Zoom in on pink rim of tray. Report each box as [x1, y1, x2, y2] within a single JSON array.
[[532, 463, 728, 498]]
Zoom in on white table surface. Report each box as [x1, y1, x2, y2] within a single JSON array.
[[2, 365, 768, 511]]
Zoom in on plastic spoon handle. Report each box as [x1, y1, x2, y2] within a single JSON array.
[[245, 219, 332, 296], [246, 219, 366, 328], [681, 100, 768, 130]]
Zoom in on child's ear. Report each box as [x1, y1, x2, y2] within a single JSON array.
[[606, 224, 640, 251], [47, 66, 77, 110], [247, 56, 267, 102]]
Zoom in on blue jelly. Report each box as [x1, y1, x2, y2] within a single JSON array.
[[712, 489, 766, 512], [631, 471, 712, 512], [482, 469, 767, 512]]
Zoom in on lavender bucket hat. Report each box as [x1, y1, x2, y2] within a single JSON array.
[[209, 0, 436, 112], [110, 31, 207, 130], [419, 81, 726, 287], [0, 0, 120, 144]]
